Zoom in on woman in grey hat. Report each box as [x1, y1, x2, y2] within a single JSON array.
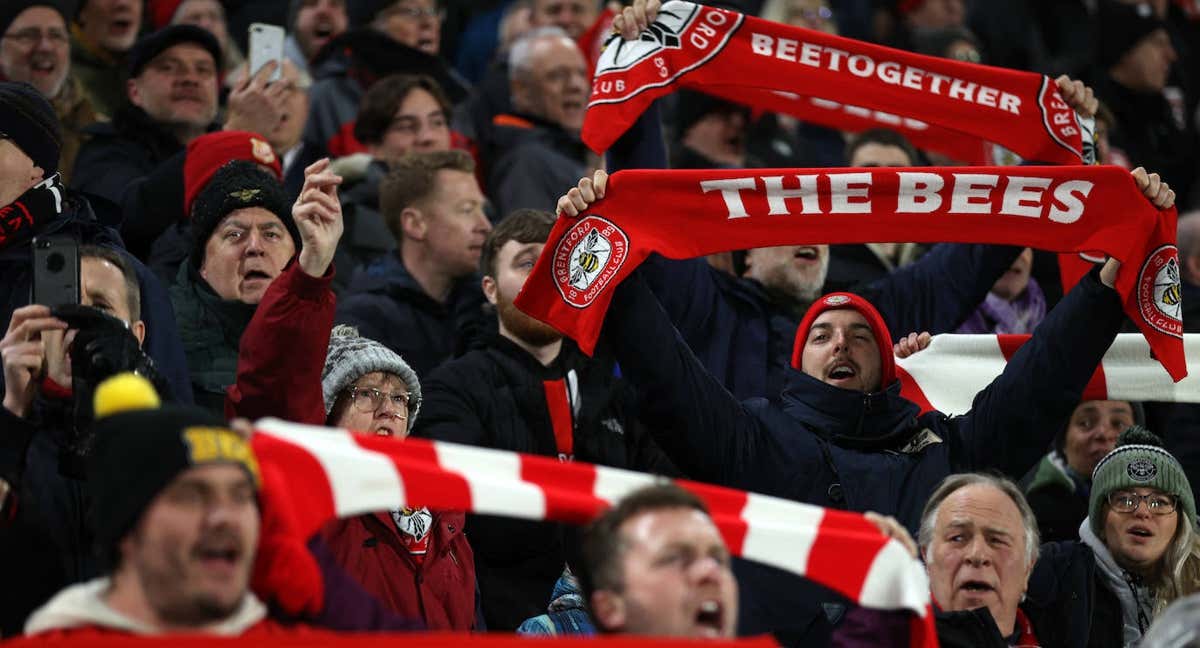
[[1023, 426, 1200, 648]]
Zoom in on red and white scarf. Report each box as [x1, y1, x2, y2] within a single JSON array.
[[250, 418, 937, 646], [513, 166, 1184, 380], [897, 334, 1200, 415], [584, 1, 1085, 165]]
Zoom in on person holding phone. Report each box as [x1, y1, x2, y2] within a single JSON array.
[[0, 243, 156, 637]]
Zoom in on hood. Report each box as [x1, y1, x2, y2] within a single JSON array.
[[1026, 451, 1081, 496], [25, 577, 267, 636], [309, 28, 467, 102], [780, 368, 920, 450], [1079, 519, 1155, 644]]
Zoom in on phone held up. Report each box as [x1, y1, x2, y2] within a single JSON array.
[[32, 235, 79, 308], [248, 23, 285, 83]]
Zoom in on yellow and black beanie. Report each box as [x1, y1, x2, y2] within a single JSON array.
[[89, 373, 261, 561]]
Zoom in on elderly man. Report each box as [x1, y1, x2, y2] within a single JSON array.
[[486, 26, 590, 216], [70, 0, 141, 116], [0, 0, 101, 184], [920, 474, 1041, 645], [336, 150, 491, 377], [168, 158, 342, 411], [71, 24, 288, 256]]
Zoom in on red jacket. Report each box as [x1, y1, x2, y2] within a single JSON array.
[[320, 511, 478, 629], [226, 261, 479, 629]]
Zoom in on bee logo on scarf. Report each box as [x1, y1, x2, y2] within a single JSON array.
[[1137, 244, 1184, 337], [570, 230, 610, 288], [553, 215, 630, 307]]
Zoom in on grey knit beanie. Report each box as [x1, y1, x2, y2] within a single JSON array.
[[1089, 426, 1196, 539], [321, 325, 421, 432]]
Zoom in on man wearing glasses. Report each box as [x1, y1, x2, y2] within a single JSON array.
[[0, 0, 100, 184]]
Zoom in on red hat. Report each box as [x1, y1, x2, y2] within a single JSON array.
[[147, 0, 184, 29], [791, 292, 896, 388], [183, 131, 282, 218]]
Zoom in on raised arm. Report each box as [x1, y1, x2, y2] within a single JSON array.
[[861, 243, 1025, 339], [559, 175, 774, 485], [952, 168, 1175, 476], [225, 159, 344, 423]]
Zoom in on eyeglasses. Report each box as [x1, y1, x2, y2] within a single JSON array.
[[1107, 491, 1178, 515], [2, 28, 70, 48], [345, 387, 417, 415]]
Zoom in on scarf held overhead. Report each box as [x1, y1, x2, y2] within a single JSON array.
[[249, 418, 937, 647], [897, 334, 1200, 415], [584, 1, 1084, 165], [512, 166, 1184, 380]]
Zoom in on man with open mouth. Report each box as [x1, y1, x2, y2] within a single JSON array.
[[69, 0, 142, 117], [168, 159, 304, 413], [22, 373, 272, 638]]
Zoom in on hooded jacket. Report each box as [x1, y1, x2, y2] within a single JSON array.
[[335, 252, 487, 379], [603, 265, 1124, 637], [1024, 451, 1092, 543]]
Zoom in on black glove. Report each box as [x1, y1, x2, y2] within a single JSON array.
[[49, 305, 171, 478]]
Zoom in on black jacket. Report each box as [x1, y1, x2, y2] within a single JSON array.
[[485, 114, 589, 218], [604, 267, 1124, 639], [336, 252, 487, 378], [70, 104, 193, 259], [0, 189, 192, 404], [1024, 541, 1124, 648], [414, 335, 677, 630], [0, 399, 95, 636], [332, 159, 394, 293]]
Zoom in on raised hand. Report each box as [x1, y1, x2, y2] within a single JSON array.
[[557, 170, 610, 217], [294, 158, 345, 278], [1, 305, 66, 418], [893, 331, 932, 359]]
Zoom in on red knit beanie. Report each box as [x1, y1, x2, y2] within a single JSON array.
[[792, 293, 896, 387], [183, 131, 282, 218]]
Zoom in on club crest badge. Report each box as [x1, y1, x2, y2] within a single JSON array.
[[824, 295, 851, 306], [553, 216, 629, 308], [1137, 244, 1184, 338], [591, 1, 741, 105], [250, 137, 276, 165], [1127, 459, 1157, 482]]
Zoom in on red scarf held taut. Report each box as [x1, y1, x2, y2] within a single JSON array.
[[513, 166, 1184, 380], [585, 1, 1083, 165]]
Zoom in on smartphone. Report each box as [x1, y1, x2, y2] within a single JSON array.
[[32, 236, 79, 308], [248, 23, 285, 83]]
